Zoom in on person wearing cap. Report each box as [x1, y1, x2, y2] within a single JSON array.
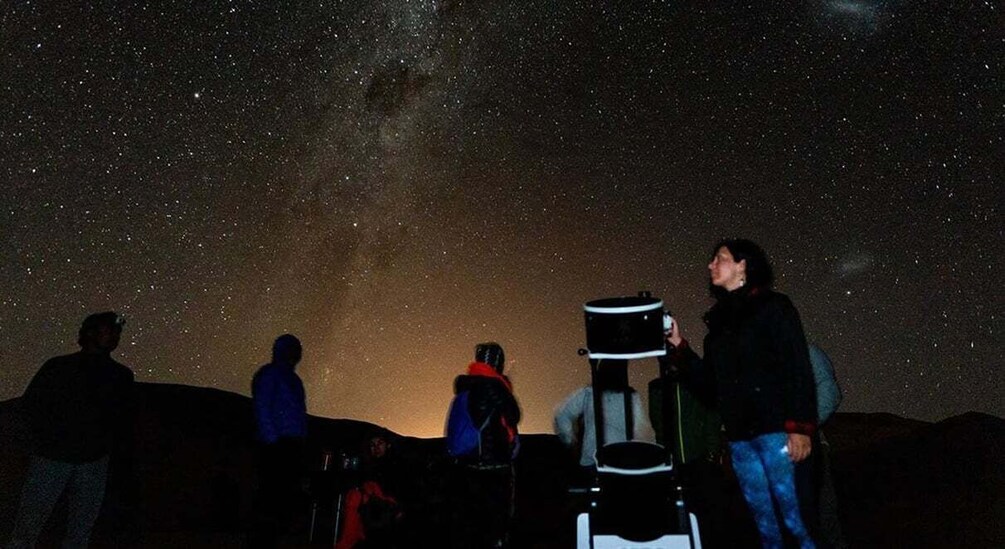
[[448, 342, 521, 548], [7, 311, 134, 549], [249, 334, 308, 548]]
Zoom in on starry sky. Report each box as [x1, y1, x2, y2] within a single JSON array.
[[2, 1, 1001, 437]]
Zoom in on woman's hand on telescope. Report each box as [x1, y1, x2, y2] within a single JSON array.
[[666, 319, 684, 348]]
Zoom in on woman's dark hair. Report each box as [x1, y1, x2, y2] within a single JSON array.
[[594, 359, 630, 392], [709, 238, 774, 298]]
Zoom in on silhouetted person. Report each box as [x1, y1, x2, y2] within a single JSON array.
[[7, 311, 134, 549], [446, 342, 521, 548], [554, 359, 655, 479], [250, 334, 308, 548], [648, 362, 730, 547], [795, 344, 846, 548]]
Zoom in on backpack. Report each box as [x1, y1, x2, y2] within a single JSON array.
[[445, 390, 493, 458]]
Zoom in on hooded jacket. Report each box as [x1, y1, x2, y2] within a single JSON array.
[[554, 386, 655, 467], [252, 336, 307, 444]]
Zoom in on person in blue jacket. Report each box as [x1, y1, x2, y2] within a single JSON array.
[[250, 334, 308, 548]]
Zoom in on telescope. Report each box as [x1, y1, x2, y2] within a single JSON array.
[[576, 291, 701, 549], [583, 292, 670, 360]]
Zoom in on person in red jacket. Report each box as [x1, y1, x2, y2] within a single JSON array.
[[335, 435, 402, 549], [448, 342, 521, 548]]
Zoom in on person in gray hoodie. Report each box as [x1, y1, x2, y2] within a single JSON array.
[[554, 359, 655, 474]]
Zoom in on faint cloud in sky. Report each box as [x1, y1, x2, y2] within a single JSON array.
[[835, 252, 875, 277], [819, 0, 890, 34]]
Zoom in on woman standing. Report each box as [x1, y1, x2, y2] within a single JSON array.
[[668, 239, 817, 548]]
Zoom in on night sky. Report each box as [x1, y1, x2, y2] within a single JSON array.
[[2, 1, 1001, 437]]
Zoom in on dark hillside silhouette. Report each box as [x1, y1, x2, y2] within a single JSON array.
[[830, 412, 1005, 548], [1, 383, 1002, 548]]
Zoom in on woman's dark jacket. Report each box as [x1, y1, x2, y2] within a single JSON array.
[[672, 288, 817, 442]]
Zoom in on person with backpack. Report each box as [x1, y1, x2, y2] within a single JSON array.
[[445, 342, 521, 548]]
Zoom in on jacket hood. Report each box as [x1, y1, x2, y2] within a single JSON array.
[[272, 334, 302, 367], [454, 373, 512, 395]]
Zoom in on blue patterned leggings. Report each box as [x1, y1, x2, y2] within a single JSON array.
[[729, 432, 815, 549]]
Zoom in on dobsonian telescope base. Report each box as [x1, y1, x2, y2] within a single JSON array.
[[578, 293, 700, 547], [576, 441, 701, 548], [577, 512, 702, 549]]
